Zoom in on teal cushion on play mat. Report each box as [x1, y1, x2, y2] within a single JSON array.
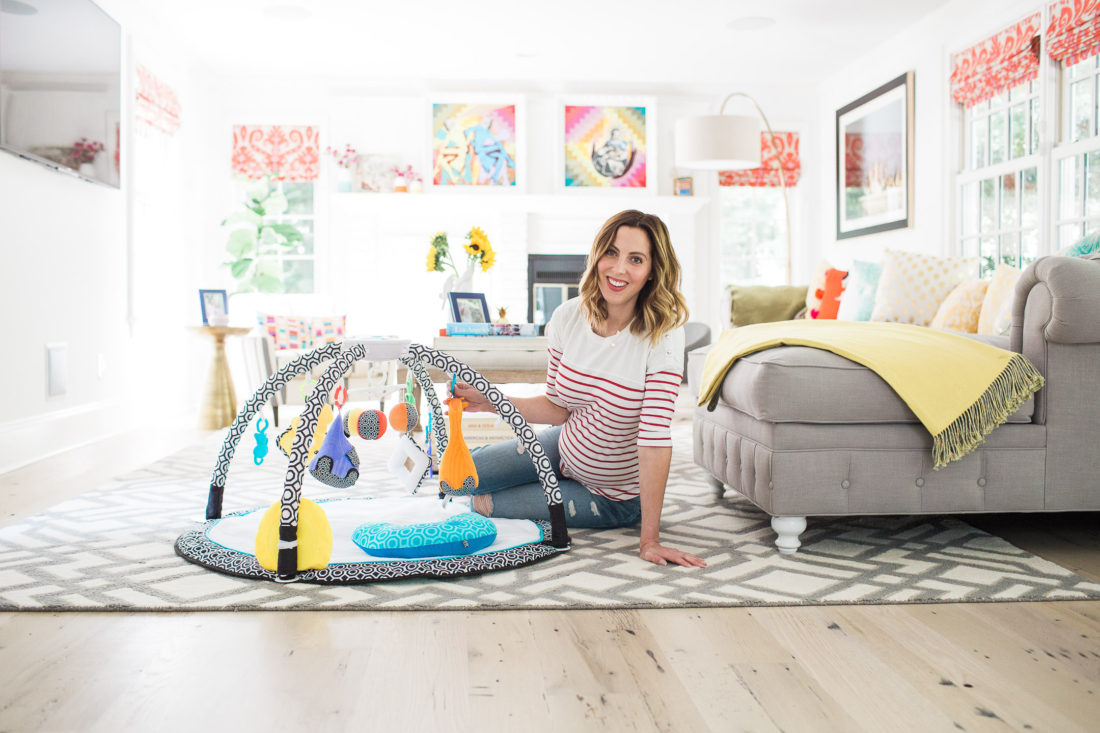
[[352, 512, 497, 559]]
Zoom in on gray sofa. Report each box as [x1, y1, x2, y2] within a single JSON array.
[[688, 255, 1100, 553]]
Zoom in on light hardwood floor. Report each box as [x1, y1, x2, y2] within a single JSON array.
[[1, 398, 1098, 733]]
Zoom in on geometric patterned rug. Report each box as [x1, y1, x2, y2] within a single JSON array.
[[2, 424, 1098, 611]]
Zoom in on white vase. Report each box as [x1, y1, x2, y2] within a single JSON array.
[[440, 261, 476, 316], [336, 167, 353, 192], [79, 162, 95, 178]]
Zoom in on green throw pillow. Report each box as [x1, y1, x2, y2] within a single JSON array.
[[1057, 230, 1100, 258], [727, 284, 808, 326]]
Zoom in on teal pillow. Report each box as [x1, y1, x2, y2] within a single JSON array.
[[1057, 230, 1100, 258], [352, 512, 497, 559], [836, 260, 882, 321]]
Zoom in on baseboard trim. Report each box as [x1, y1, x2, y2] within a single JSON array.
[[0, 401, 135, 475]]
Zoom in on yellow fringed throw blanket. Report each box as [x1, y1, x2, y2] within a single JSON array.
[[697, 320, 1044, 470]]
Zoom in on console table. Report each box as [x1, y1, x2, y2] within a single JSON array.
[[404, 336, 549, 431], [430, 336, 549, 383]]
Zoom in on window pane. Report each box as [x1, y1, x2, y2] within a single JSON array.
[[1021, 167, 1039, 228], [1009, 103, 1027, 158], [1021, 229, 1039, 265], [999, 233, 1019, 267], [720, 187, 787, 286], [1000, 173, 1018, 228], [1009, 81, 1030, 102], [990, 90, 1008, 109], [962, 182, 979, 235], [1060, 156, 1083, 218], [282, 260, 314, 294], [1030, 98, 1040, 153], [287, 218, 314, 255], [979, 237, 997, 278], [1071, 78, 1094, 142], [980, 178, 998, 232], [989, 109, 1007, 164], [970, 117, 988, 169], [1060, 223, 1083, 248], [1068, 59, 1091, 79], [282, 182, 315, 215], [1088, 150, 1100, 218]]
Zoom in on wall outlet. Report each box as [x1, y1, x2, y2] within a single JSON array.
[[46, 343, 67, 397]]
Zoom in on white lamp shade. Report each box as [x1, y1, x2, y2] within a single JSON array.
[[675, 114, 763, 170]]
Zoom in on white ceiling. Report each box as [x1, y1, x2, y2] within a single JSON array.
[[125, 0, 952, 95]]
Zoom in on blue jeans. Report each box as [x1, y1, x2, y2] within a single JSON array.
[[467, 426, 641, 529]]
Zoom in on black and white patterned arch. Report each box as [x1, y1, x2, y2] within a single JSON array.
[[406, 344, 569, 549], [276, 345, 367, 580], [205, 342, 344, 520]]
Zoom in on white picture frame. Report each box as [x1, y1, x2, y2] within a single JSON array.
[[427, 95, 526, 192], [556, 95, 657, 194]]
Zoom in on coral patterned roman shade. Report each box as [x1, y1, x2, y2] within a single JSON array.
[[718, 131, 800, 187], [950, 14, 1043, 108], [1048, 0, 1100, 67], [135, 64, 181, 135], [231, 125, 320, 181]]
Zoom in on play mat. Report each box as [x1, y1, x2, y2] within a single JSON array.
[[175, 339, 571, 584]]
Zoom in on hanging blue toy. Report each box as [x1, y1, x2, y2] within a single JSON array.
[[253, 417, 270, 466]]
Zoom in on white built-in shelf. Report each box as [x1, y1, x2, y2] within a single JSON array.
[[330, 191, 710, 217]]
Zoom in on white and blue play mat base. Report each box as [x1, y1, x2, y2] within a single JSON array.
[[176, 496, 566, 584]]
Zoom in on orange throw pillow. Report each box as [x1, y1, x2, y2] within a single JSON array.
[[811, 268, 848, 319]]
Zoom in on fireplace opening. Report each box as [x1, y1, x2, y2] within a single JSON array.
[[527, 254, 587, 335]]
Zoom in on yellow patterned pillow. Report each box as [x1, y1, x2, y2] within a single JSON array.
[[870, 250, 978, 326], [978, 263, 1022, 336], [930, 279, 989, 332]]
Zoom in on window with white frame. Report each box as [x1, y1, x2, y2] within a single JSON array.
[[229, 124, 320, 294], [1054, 54, 1100, 247], [236, 178, 316, 294], [953, 14, 1043, 277], [953, 5, 1100, 273], [718, 131, 800, 286]]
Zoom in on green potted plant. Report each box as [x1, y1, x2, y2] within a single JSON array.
[[222, 175, 305, 293]]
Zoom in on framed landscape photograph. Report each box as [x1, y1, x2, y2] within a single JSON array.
[[448, 292, 491, 324], [559, 98, 655, 192], [836, 71, 914, 239], [430, 99, 522, 189]]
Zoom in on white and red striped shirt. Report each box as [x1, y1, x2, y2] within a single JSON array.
[[544, 298, 684, 501]]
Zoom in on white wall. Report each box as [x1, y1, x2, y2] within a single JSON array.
[[813, 0, 1044, 270], [0, 1, 203, 473], [196, 80, 821, 348]]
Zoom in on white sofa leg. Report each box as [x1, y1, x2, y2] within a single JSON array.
[[771, 516, 807, 554]]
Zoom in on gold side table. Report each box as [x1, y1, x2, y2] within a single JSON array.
[[189, 325, 251, 430]]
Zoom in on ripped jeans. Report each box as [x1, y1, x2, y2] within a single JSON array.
[[466, 426, 642, 529]]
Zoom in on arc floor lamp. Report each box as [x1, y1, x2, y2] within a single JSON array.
[[674, 93, 792, 284]]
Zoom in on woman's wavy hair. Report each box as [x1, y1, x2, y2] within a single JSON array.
[[579, 209, 689, 345]]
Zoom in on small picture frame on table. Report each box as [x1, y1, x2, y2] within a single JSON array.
[[448, 292, 490, 324], [674, 176, 694, 196], [198, 289, 228, 326]]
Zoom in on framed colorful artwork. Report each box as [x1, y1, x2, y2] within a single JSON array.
[[558, 98, 656, 192], [429, 99, 523, 189], [836, 71, 915, 239]]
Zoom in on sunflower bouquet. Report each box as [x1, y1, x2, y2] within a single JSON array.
[[426, 226, 496, 275]]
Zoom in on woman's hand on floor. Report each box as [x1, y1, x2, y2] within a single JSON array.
[[639, 540, 707, 568]]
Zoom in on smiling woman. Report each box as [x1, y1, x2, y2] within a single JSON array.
[[453, 209, 703, 568]]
